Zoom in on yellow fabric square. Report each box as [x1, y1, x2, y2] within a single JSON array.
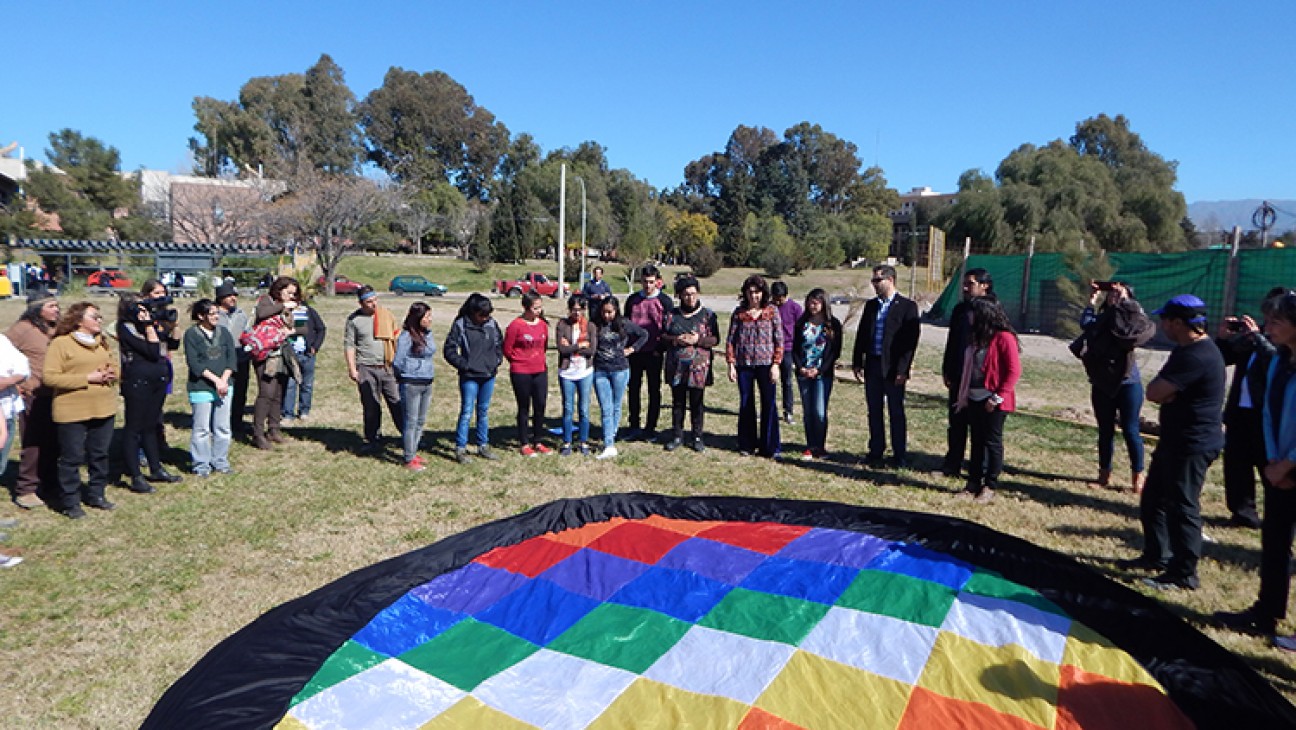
[[419, 696, 536, 729], [588, 677, 749, 729], [917, 631, 1060, 730], [1062, 623, 1163, 690], [273, 716, 309, 730], [755, 651, 911, 729]]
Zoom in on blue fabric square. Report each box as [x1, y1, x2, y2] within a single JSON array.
[[475, 578, 600, 645], [776, 528, 889, 569], [657, 537, 768, 585], [351, 593, 464, 657], [539, 548, 650, 601], [610, 566, 733, 623], [866, 543, 973, 590], [739, 556, 859, 605], [411, 562, 528, 614]]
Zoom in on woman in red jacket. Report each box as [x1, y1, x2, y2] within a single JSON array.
[[954, 297, 1022, 503], [504, 292, 551, 456]]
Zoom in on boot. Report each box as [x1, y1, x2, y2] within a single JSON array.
[[1086, 469, 1112, 490], [1131, 471, 1146, 495]]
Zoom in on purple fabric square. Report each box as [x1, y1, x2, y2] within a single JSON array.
[[352, 593, 464, 657], [411, 562, 528, 614], [475, 578, 600, 645], [657, 537, 768, 585], [539, 548, 650, 601], [776, 528, 889, 569], [868, 543, 974, 590]]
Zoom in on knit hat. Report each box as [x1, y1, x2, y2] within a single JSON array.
[[25, 287, 55, 309], [214, 282, 237, 300]]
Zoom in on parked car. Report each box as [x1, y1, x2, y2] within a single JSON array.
[[389, 275, 447, 296], [493, 272, 569, 298], [316, 275, 365, 295], [87, 269, 133, 289], [161, 271, 199, 289]]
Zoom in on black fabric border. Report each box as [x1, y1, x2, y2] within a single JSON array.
[[143, 493, 1296, 729]]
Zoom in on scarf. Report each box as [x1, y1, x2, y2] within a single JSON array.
[[373, 306, 399, 365]]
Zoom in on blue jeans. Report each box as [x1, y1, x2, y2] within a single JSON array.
[[0, 412, 18, 473], [1092, 380, 1145, 474], [190, 396, 233, 474], [455, 376, 495, 449], [560, 374, 593, 445], [593, 369, 630, 447], [283, 352, 316, 417], [736, 365, 780, 457], [797, 376, 834, 453], [402, 382, 433, 462]]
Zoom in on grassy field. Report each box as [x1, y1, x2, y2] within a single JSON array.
[[0, 256, 1292, 727]]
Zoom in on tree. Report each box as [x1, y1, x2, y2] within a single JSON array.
[[270, 171, 393, 295], [168, 178, 278, 245], [23, 129, 163, 241], [664, 210, 718, 264], [358, 68, 509, 200], [190, 54, 361, 179]]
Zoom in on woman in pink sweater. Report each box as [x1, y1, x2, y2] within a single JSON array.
[[503, 292, 551, 455], [954, 297, 1022, 503]]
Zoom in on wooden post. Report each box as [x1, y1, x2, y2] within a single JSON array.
[[1222, 225, 1242, 319], [1019, 236, 1035, 329]]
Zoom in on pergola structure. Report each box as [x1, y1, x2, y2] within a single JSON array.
[[10, 238, 284, 292]]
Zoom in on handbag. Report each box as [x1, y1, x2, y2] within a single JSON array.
[[239, 319, 289, 363]]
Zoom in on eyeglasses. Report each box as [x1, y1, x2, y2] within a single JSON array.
[[871, 277, 886, 283], [84, 312, 103, 320], [745, 288, 762, 295]]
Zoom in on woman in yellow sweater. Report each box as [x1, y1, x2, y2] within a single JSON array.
[[43, 302, 117, 519]]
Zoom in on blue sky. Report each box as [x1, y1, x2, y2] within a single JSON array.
[[9, 2, 1295, 203]]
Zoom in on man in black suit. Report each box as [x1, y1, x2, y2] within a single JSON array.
[[852, 265, 920, 468]]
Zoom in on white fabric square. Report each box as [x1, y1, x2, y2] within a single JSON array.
[[288, 658, 464, 730], [942, 591, 1072, 664], [643, 625, 795, 704], [473, 648, 637, 728], [798, 605, 939, 685]]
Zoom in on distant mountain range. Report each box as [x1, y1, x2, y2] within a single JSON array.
[[1187, 200, 1296, 232]]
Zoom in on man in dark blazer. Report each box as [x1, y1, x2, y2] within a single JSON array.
[[852, 265, 920, 467]]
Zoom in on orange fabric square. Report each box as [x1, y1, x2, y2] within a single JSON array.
[[1055, 665, 1193, 730], [473, 536, 580, 577], [898, 686, 1044, 730], [698, 522, 812, 555], [738, 706, 807, 730], [586, 522, 693, 564], [544, 518, 626, 548], [640, 514, 726, 536]]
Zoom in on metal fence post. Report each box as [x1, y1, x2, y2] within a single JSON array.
[[1019, 236, 1035, 330], [1222, 226, 1242, 319]]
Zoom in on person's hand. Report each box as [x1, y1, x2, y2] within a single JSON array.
[[1266, 461, 1295, 489], [1110, 282, 1128, 303], [1088, 282, 1103, 306], [623, 347, 635, 357], [348, 368, 359, 384], [853, 366, 864, 383], [1241, 315, 1260, 334], [804, 367, 819, 379], [137, 305, 153, 323], [770, 364, 778, 382], [216, 381, 229, 397], [283, 299, 298, 310], [895, 374, 908, 386], [943, 376, 951, 388], [728, 363, 737, 383], [984, 399, 997, 412], [560, 337, 571, 347]]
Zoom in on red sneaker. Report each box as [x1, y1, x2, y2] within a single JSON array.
[[534, 443, 553, 455], [405, 459, 426, 472], [410, 455, 426, 467], [521, 445, 537, 457]]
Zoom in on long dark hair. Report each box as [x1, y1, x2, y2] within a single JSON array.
[[268, 276, 299, 302], [970, 297, 1019, 350], [457, 292, 493, 322], [53, 302, 100, 339], [19, 294, 56, 334], [598, 296, 626, 335], [403, 301, 431, 354], [797, 288, 834, 340]]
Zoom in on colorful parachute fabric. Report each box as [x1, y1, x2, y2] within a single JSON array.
[[274, 516, 1189, 730]]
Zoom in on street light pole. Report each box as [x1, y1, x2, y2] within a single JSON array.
[[558, 164, 567, 291], [575, 175, 587, 285]]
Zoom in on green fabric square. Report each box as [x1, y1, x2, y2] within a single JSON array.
[[962, 570, 1068, 617], [290, 639, 386, 705], [698, 588, 830, 646], [549, 602, 691, 673], [398, 618, 538, 691], [836, 570, 956, 627]]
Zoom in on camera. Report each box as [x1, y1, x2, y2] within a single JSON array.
[[1095, 281, 1116, 291], [143, 295, 178, 324], [1226, 319, 1245, 333]]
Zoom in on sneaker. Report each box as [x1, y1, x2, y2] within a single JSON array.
[[534, 444, 553, 455], [410, 455, 427, 467], [63, 506, 87, 520], [1143, 573, 1199, 591], [455, 448, 470, 464], [521, 445, 537, 457], [193, 469, 212, 478], [214, 467, 236, 476], [0, 554, 22, 568], [297, 413, 310, 422], [1115, 556, 1167, 572], [783, 412, 794, 424], [580, 443, 591, 456], [405, 459, 426, 472], [13, 494, 42, 510], [691, 440, 706, 453], [281, 414, 295, 423], [85, 499, 116, 512], [663, 438, 682, 452], [973, 488, 996, 504], [1274, 635, 1296, 653], [1213, 606, 1278, 636], [560, 444, 573, 456], [479, 445, 499, 461], [802, 449, 815, 460], [596, 446, 619, 460]]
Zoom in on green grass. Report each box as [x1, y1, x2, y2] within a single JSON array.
[[0, 258, 1291, 727]]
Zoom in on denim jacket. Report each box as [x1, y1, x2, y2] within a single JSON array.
[[393, 330, 437, 384]]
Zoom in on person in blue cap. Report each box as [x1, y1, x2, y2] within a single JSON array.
[[1118, 294, 1225, 591]]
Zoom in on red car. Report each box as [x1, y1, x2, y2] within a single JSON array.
[[317, 275, 364, 295], [87, 270, 133, 289]]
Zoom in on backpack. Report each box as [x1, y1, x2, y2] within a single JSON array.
[[239, 319, 288, 362]]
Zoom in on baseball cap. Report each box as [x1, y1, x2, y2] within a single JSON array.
[[1152, 294, 1208, 323]]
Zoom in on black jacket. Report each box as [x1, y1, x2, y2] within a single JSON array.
[[443, 316, 503, 379], [1074, 300, 1155, 396], [297, 305, 327, 355], [852, 295, 920, 380], [1217, 330, 1277, 422]]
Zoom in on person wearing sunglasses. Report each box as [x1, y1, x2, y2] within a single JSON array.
[[852, 265, 920, 469]]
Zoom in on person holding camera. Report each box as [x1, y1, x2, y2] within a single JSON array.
[[117, 293, 182, 493], [1073, 281, 1155, 493]]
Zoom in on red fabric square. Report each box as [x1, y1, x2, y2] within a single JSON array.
[[738, 706, 807, 730], [474, 536, 580, 577], [697, 522, 812, 555], [897, 687, 1041, 730], [1055, 665, 1193, 730], [586, 522, 692, 564]]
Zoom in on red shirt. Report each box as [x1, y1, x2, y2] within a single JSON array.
[[504, 317, 550, 374]]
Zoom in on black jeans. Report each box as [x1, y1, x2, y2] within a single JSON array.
[[1258, 481, 1296, 619], [967, 402, 1007, 493], [627, 351, 663, 432], [942, 386, 969, 474], [670, 385, 705, 441], [122, 377, 167, 477], [1139, 447, 1218, 582], [510, 371, 548, 446], [1222, 409, 1265, 524], [57, 416, 114, 510], [864, 357, 907, 460], [231, 357, 251, 432]]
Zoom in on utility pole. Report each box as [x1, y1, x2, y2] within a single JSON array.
[[558, 164, 566, 290]]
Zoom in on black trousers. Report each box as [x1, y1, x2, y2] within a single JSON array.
[[510, 371, 548, 446], [1258, 482, 1296, 619], [1139, 447, 1218, 581], [15, 389, 58, 498], [122, 377, 167, 478], [671, 384, 705, 441], [942, 386, 969, 474], [1222, 409, 1265, 524], [966, 403, 1007, 493], [231, 357, 251, 432], [57, 416, 114, 510], [627, 351, 663, 432]]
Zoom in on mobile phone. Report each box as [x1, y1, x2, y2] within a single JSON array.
[[1226, 319, 1245, 332], [1095, 281, 1115, 291]]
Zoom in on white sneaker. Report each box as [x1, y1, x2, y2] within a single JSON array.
[[0, 554, 23, 568], [596, 446, 618, 460]]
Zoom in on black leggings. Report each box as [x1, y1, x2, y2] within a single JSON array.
[[122, 377, 167, 477], [671, 385, 705, 440], [510, 371, 548, 446]]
